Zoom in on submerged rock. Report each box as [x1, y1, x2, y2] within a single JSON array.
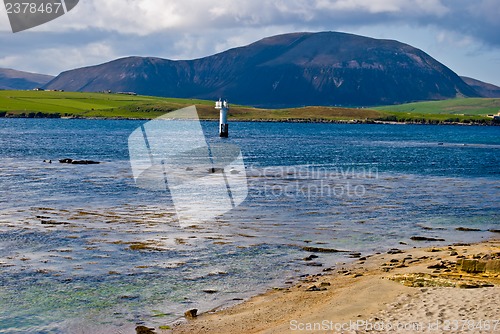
[[410, 236, 445, 242], [59, 158, 100, 165], [301, 246, 348, 253], [455, 227, 482, 232]]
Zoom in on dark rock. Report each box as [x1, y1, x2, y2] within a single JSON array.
[[71, 160, 100, 165], [306, 285, 327, 292], [136, 326, 156, 334], [305, 262, 323, 267], [303, 254, 319, 261], [301, 246, 348, 253], [59, 158, 100, 165], [203, 289, 218, 294], [387, 249, 404, 254], [455, 227, 482, 232], [427, 262, 448, 269], [411, 236, 445, 242], [489, 229, 500, 234], [184, 309, 198, 319]]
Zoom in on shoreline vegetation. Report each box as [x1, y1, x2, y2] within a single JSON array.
[[0, 90, 499, 125], [168, 239, 500, 334]]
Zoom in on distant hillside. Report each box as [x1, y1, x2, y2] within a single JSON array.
[[0, 68, 54, 90], [44, 31, 480, 107], [460, 77, 500, 98], [0, 90, 492, 124], [375, 98, 500, 116]]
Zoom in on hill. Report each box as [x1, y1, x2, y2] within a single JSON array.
[[44, 31, 479, 108], [460, 77, 500, 98], [0, 68, 54, 90]]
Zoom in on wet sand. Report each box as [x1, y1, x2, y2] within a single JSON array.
[[167, 239, 500, 334]]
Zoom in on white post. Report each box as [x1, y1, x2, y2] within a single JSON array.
[[216, 99, 229, 137]]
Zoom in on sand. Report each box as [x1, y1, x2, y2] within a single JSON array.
[[165, 239, 500, 334]]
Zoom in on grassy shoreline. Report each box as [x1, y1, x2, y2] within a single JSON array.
[[0, 90, 498, 125]]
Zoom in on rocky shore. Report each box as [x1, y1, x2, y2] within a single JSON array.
[[160, 239, 500, 334]]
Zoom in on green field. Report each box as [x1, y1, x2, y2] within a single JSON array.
[[0, 90, 497, 124], [375, 98, 500, 116]]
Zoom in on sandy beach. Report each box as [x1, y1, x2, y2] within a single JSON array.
[[165, 239, 500, 334]]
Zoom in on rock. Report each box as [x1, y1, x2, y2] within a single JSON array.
[[457, 259, 500, 274], [306, 285, 327, 292], [303, 254, 319, 261], [450, 251, 458, 256], [301, 246, 348, 253], [71, 160, 100, 165], [411, 236, 445, 242], [387, 249, 404, 254], [455, 227, 482, 232], [135, 326, 156, 334], [59, 158, 100, 165], [305, 262, 323, 267], [203, 289, 218, 294], [489, 229, 500, 234], [184, 309, 198, 319], [427, 262, 448, 269]]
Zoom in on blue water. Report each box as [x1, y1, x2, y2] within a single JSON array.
[[0, 118, 499, 333]]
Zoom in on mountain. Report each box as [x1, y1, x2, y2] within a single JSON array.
[[0, 68, 54, 90], [44, 31, 480, 107], [460, 76, 500, 98]]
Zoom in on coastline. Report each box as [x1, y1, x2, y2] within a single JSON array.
[[167, 238, 500, 334], [1, 115, 498, 126]]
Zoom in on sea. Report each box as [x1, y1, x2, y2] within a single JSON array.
[[0, 118, 499, 333]]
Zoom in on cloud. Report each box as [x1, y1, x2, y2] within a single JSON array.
[[6, 0, 488, 47], [0, 0, 499, 85]]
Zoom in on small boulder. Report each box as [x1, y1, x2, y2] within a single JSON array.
[[184, 309, 198, 319]]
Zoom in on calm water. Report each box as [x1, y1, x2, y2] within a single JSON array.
[[0, 119, 499, 333]]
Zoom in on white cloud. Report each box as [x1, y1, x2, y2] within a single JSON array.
[[0, 0, 499, 85]]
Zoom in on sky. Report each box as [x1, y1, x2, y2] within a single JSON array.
[[1, 0, 499, 86]]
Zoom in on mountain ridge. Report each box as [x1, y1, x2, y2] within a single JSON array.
[[44, 31, 480, 107], [0, 68, 54, 90], [460, 76, 500, 98]]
